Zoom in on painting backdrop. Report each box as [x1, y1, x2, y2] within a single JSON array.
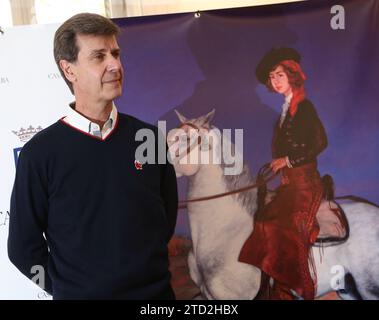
[[0, 0, 378, 299], [114, 0, 379, 236]]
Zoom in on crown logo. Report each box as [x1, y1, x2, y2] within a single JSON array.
[[12, 125, 43, 143]]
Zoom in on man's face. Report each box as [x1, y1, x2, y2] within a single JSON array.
[[69, 34, 124, 104], [269, 65, 291, 96]]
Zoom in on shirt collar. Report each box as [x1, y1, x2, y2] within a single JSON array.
[[284, 92, 293, 105], [64, 102, 118, 138]]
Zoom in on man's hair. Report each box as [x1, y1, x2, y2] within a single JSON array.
[[54, 13, 120, 94]]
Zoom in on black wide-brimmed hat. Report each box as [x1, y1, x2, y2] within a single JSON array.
[[255, 47, 301, 84]]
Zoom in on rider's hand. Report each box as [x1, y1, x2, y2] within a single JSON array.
[[270, 157, 288, 173]]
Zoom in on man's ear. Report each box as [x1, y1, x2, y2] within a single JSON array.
[[59, 60, 76, 82]]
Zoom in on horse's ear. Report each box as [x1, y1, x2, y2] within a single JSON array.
[[174, 109, 187, 124], [201, 109, 216, 128]]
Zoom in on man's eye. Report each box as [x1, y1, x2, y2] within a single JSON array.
[[94, 55, 104, 60]]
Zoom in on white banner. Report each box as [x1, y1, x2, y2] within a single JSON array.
[[0, 23, 73, 299]]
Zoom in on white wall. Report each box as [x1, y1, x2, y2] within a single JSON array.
[[0, 23, 72, 299]]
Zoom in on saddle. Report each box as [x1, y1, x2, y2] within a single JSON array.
[[313, 198, 349, 246], [259, 173, 349, 247]]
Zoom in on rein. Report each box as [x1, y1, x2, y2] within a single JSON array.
[[171, 122, 277, 210], [178, 170, 276, 209]]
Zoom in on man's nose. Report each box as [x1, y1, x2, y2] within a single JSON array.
[[106, 57, 122, 73]]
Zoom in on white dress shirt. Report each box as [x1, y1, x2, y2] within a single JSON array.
[[279, 93, 293, 168], [279, 92, 293, 128], [62, 102, 118, 140]]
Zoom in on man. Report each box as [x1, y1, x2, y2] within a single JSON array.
[[8, 13, 178, 299]]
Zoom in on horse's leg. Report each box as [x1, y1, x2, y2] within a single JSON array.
[[188, 249, 203, 288], [192, 293, 206, 300], [188, 249, 210, 299]]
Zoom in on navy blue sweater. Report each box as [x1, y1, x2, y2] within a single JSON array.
[[8, 113, 178, 299]]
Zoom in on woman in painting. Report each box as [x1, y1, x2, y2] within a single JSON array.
[[239, 47, 328, 300]]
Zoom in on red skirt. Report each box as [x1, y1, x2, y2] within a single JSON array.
[[239, 162, 323, 299]]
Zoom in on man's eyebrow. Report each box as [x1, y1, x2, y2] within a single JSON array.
[[89, 49, 107, 56], [89, 48, 121, 56]]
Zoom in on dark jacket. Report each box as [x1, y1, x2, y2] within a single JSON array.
[[272, 99, 327, 167]]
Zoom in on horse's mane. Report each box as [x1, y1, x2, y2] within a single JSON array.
[[217, 129, 257, 216], [181, 118, 258, 216]]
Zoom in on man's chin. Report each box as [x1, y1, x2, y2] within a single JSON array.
[[106, 88, 123, 100]]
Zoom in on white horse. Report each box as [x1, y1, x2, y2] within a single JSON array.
[[168, 109, 379, 300]]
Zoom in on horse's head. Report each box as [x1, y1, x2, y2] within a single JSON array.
[[167, 109, 221, 177]]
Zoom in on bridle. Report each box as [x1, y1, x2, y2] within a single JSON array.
[[170, 122, 278, 210], [172, 122, 203, 164]]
